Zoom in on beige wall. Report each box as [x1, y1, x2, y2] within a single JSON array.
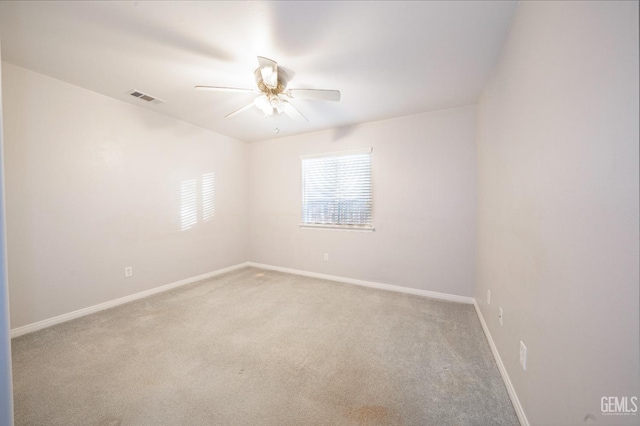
[[2, 63, 249, 329], [249, 106, 477, 297], [475, 2, 639, 425]]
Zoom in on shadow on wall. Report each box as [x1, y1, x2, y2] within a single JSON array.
[[332, 124, 359, 142]]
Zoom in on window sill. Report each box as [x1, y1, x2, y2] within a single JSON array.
[[299, 224, 375, 232]]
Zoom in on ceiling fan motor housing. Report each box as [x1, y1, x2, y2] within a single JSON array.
[[254, 68, 288, 95]]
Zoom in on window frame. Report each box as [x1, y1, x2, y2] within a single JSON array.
[[299, 147, 374, 232]]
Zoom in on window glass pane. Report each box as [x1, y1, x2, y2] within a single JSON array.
[[301, 151, 372, 227]]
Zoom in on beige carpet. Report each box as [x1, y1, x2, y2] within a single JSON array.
[[11, 267, 518, 425]]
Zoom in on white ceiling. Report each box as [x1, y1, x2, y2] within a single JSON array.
[[0, 1, 517, 143]]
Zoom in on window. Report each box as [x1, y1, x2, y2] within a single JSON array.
[[301, 148, 373, 230]]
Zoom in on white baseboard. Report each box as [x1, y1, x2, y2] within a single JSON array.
[[10, 262, 250, 338], [247, 262, 475, 304], [473, 301, 529, 426]]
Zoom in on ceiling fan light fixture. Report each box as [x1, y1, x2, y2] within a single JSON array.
[[254, 95, 269, 111], [255, 96, 272, 116], [269, 95, 282, 109]]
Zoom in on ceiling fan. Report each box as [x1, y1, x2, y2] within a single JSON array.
[[195, 56, 341, 121]]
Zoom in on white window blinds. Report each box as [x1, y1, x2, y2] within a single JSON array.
[[301, 148, 372, 229]]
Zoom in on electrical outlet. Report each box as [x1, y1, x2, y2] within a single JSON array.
[[520, 341, 527, 371], [323, 253, 329, 262], [124, 267, 133, 278], [498, 307, 503, 326], [487, 289, 491, 304]]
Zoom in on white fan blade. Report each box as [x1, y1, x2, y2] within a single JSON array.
[[224, 102, 256, 118], [195, 85, 257, 94], [257, 56, 278, 89], [287, 89, 341, 102], [283, 101, 308, 122]]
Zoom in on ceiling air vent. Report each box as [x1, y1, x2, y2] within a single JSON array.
[[127, 89, 164, 104]]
